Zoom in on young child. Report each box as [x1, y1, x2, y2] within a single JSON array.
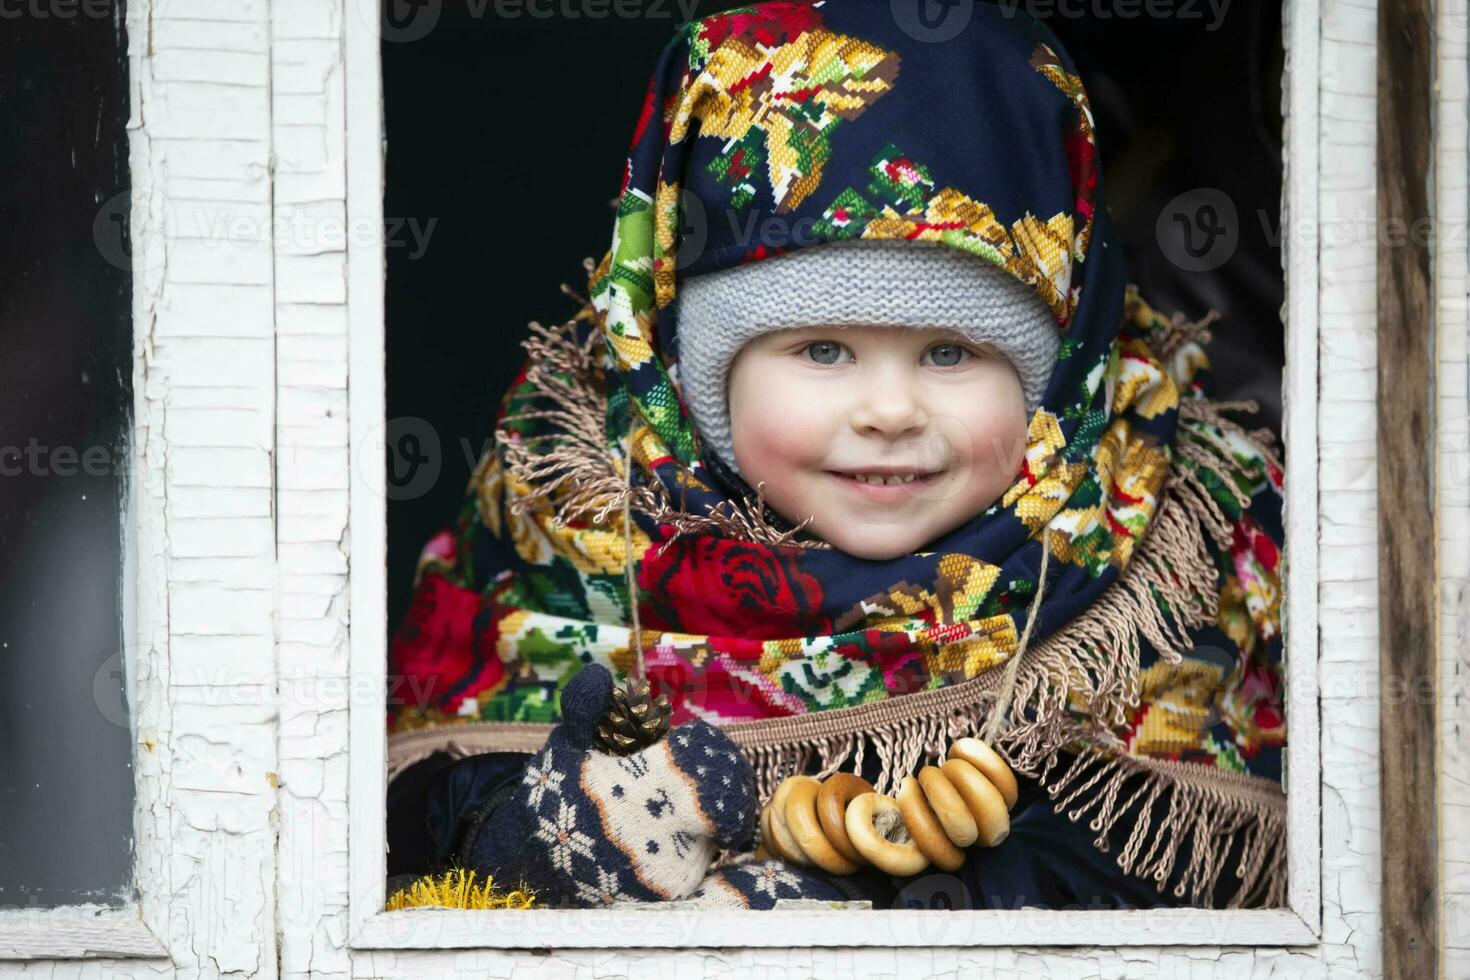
[[677, 237, 1055, 562], [386, 0, 1288, 911]]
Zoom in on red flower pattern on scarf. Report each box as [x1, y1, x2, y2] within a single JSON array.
[[388, 573, 505, 725], [694, 2, 822, 55], [636, 526, 832, 640]]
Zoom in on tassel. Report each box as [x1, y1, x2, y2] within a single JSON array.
[[386, 868, 536, 910]]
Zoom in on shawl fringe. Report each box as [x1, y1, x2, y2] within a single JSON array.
[[496, 316, 831, 550], [391, 302, 1288, 909]]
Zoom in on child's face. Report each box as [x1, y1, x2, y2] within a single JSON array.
[[727, 325, 1030, 560]]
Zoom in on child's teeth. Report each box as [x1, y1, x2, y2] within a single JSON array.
[[853, 473, 917, 485]]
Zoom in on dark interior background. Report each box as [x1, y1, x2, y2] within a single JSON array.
[[0, 2, 135, 905], [384, 0, 1286, 636]]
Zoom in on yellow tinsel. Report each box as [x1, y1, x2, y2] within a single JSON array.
[[385, 868, 536, 911]]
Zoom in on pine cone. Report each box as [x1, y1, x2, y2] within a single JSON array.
[[593, 677, 672, 755]]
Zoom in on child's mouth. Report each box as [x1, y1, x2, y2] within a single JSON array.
[[827, 469, 945, 499]]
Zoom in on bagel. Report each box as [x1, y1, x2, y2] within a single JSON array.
[[766, 775, 816, 865], [758, 804, 795, 863], [948, 737, 1019, 809], [816, 773, 874, 865], [784, 776, 862, 875], [916, 765, 979, 847], [940, 758, 1010, 847], [896, 775, 966, 872], [844, 793, 931, 876]]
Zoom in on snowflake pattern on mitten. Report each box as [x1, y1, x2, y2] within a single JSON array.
[[688, 859, 848, 910], [462, 665, 757, 907]]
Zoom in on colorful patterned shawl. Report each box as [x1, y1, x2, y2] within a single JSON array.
[[387, 0, 1288, 907]]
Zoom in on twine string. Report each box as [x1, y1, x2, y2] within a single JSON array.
[[622, 444, 646, 681], [982, 527, 1055, 743]]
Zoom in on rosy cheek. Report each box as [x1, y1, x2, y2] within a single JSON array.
[[734, 408, 816, 470], [990, 418, 1029, 475], [961, 412, 1028, 476]]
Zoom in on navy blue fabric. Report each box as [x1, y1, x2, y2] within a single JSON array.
[[883, 771, 1233, 910], [663, 7, 1082, 286], [461, 724, 664, 905], [691, 860, 849, 909], [412, 655, 624, 873], [666, 722, 760, 852], [424, 752, 528, 870], [559, 659, 613, 749], [386, 750, 462, 877]]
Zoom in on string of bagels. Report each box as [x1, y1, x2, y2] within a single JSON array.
[[757, 736, 1019, 876]]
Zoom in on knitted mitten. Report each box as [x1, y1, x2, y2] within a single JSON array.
[[460, 664, 757, 907], [688, 859, 849, 910]]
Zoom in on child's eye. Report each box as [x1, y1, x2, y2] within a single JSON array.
[[924, 343, 972, 368], [802, 340, 850, 366]]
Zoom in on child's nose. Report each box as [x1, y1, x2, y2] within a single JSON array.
[[849, 378, 928, 438]]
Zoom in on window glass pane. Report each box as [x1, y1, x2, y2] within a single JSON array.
[[0, 4, 136, 907]]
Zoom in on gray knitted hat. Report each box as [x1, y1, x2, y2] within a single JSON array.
[[672, 238, 1061, 478]]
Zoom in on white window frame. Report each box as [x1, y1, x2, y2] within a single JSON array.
[[346, 0, 1323, 950]]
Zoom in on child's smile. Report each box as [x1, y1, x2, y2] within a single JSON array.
[[727, 324, 1031, 560], [826, 468, 947, 500]]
